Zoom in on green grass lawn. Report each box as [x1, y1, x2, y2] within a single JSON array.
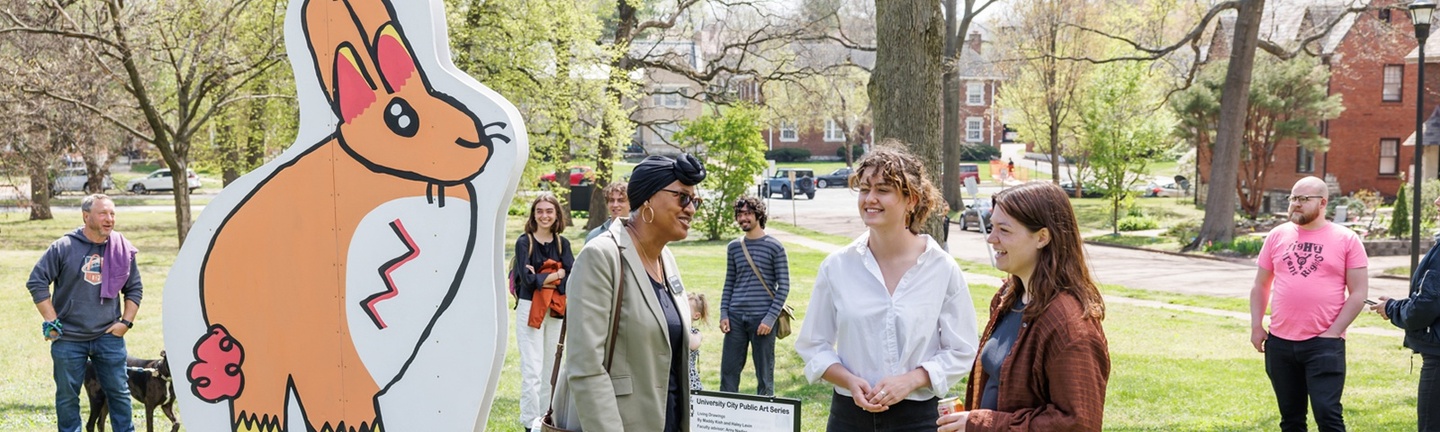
[[0, 209, 1424, 430], [1069, 196, 1206, 233], [1086, 233, 1184, 252]]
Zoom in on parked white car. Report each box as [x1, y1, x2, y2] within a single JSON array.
[[128, 169, 201, 194], [51, 168, 114, 195]]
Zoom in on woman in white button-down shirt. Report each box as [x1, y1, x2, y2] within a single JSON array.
[[796, 142, 980, 432]]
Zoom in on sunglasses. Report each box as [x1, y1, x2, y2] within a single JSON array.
[[659, 189, 702, 209]]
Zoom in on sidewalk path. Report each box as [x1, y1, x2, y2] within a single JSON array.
[[767, 227, 1404, 338]]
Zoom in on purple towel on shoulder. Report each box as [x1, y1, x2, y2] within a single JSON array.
[[101, 231, 137, 300]]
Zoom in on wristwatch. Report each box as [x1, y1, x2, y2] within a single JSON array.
[[118, 319, 133, 329]]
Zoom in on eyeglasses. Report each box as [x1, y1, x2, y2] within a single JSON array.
[[659, 189, 702, 209], [1287, 195, 1325, 204]]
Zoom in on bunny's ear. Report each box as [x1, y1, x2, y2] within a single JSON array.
[[374, 23, 418, 93], [334, 43, 377, 124]]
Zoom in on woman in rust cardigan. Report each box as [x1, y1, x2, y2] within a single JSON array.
[[938, 182, 1110, 431]]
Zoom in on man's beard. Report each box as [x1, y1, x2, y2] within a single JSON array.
[[1290, 210, 1318, 225]]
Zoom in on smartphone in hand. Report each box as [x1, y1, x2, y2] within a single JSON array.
[[1364, 298, 1378, 306]]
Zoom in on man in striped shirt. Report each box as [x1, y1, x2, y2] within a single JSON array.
[[719, 196, 791, 396]]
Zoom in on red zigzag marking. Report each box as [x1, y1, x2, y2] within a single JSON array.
[[363, 219, 419, 329]]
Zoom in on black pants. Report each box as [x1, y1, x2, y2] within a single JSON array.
[[1421, 353, 1440, 432], [720, 312, 775, 396], [827, 391, 938, 432], [1265, 334, 1346, 432]]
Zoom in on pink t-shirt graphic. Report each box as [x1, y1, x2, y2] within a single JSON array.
[[1257, 222, 1368, 340]]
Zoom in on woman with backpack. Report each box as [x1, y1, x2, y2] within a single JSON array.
[[513, 192, 574, 430]]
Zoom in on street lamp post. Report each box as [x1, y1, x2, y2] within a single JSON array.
[[1412, 0, 1436, 275]]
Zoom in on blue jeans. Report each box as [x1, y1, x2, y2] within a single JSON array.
[[53, 334, 132, 432], [719, 312, 775, 396], [1265, 334, 1345, 432]]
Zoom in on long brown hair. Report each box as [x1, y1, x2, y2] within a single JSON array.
[[524, 193, 567, 235], [847, 140, 945, 235], [992, 182, 1104, 322]]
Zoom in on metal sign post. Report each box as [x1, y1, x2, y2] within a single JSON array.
[[964, 176, 996, 267]]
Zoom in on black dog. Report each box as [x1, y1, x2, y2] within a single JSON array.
[[84, 351, 179, 432]]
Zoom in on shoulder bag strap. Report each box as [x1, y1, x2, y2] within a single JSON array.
[[545, 235, 625, 405], [740, 239, 776, 299]]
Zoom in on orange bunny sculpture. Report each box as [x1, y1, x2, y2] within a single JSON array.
[[163, 0, 525, 431]]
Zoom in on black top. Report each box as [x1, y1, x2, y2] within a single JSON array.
[[512, 233, 574, 300], [980, 301, 1026, 411], [651, 276, 685, 432]]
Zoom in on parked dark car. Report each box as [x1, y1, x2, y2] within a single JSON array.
[[761, 168, 816, 199], [815, 167, 853, 188], [959, 199, 992, 231], [1059, 181, 1102, 198]]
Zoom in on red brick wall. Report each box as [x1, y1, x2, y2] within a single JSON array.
[[1200, 5, 1437, 200], [957, 79, 1006, 148]]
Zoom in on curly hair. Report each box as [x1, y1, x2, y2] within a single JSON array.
[[524, 192, 567, 234], [601, 181, 629, 201], [847, 139, 945, 234], [733, 196, 768, 229]]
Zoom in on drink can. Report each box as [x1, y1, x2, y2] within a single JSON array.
[[937, 396, 963, 416]]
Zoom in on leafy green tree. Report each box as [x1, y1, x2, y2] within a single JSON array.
[[1171, 55, 1342, 219], [672, 105, 767, 241], [1077, 60, 1172, 235]]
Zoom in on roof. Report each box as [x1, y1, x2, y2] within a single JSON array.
[[1402, 105, 1440, 146], [1210, 0, 1365, 57], [956, 44, 1003, 80]]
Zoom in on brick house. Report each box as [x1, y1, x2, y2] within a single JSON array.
[[1202, 0, 1435, 209], [957, 32, 1010, 149], [761, 43, 876, 160]]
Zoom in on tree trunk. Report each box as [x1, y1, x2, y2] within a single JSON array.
[[585, 1, 640, 231], [941, 0, 962, 211], [1186, 0, 1265, 251], [872, 1, 946, 236], [28, 166, 53, 220]]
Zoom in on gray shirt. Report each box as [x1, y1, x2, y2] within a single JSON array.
[[27, 228, 143, 341], [980, 301, 1026, 410]]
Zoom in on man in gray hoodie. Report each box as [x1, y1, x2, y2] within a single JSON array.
[[27, 194, 142, 432]]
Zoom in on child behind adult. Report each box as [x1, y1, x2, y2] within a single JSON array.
[[688, 292, 709, 391]]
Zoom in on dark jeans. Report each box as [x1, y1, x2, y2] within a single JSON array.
[[53, 334, 132, 432], [827, 391, 938, 432], [1265, 334, 1346, 432], [720, 312, 775, 396], [1422, 353, 1440, 432]]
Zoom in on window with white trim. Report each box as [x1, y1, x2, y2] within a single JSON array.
[[779, 121, 799, 142], [1380, 138, 1399, 175], [651, 85, 689, 108], [1383, 65, 1403, 102], [824, 119, 845, 142], [966, 83, 984, 106], [966, 118, 983, 142]]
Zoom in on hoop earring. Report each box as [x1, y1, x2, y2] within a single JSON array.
[[642, 203, 656, 224]]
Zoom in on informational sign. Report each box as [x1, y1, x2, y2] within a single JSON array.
[[163, 0, 527, 430], [691, 390, 801, 432]]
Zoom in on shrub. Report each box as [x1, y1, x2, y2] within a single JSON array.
[[1117, 216, 1159, 231], [766, 147, 812, 162], [836, 144, 865, 160], [958, 143, 1002, 161], [1203, 236, 1266, 256], [1166, 220, 1201, 246]]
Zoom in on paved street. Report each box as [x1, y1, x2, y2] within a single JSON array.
[[764, 184, 1412, 300]]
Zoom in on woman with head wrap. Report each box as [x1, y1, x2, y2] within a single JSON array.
[[546, 154, 706, 432]]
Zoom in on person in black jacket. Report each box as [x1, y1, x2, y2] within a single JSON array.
[[514, 192, 574, 430], [1373, 197, 1440, 432]]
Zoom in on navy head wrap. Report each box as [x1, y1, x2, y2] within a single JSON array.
[[628, 154, 706, 212]]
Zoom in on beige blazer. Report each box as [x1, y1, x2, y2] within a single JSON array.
[[551, 218, 692, 432]]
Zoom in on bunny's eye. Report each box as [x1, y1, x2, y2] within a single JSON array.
[[384, 98, 419, 138]]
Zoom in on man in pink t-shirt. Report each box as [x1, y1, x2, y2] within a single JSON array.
[[1250, 176, 1369, 432]]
